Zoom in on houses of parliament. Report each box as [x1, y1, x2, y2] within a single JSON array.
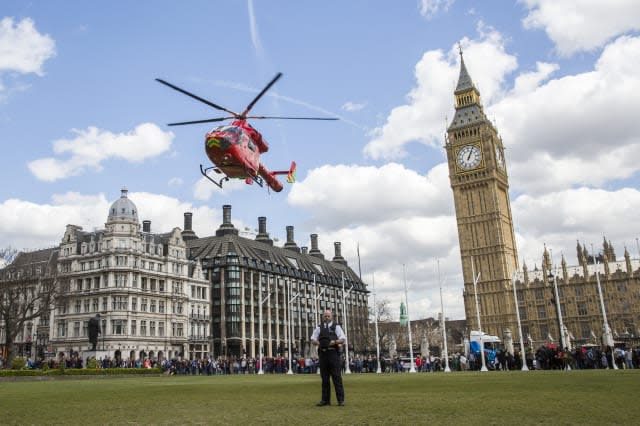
[[445, 50, 640, 347]]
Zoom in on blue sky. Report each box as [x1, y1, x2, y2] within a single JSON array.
[[1, 0, 640, 320]]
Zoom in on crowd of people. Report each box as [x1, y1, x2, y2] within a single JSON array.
[[7, 345, 639, 373]]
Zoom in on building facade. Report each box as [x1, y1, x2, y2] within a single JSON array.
[[187, 205, 369, 359], [51, 188, 209, 362], [1, 190, 369, 362], [445, 50, 640, 346]]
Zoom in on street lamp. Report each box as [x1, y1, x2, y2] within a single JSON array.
[[313, 275, 325, 375], [511, 273, 529, 371], [402, 264, 416, 373], [591, 244, 617, 370], [341, 272, 354, 374], [287, 280, 299, 375], [258, 273, 271, 375], [471, 257, 488, 372], [438, 260, 451, 373], [372, 273, 382, 374], [547, 270, 570, 370]]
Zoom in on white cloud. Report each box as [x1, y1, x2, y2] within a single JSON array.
[[0, 17, 56, 75], [0, 190, 226, 254], [363, 27, 517, 160], [28, 123, 174, 181], [418, 0, 455, 19], [168, 177, 184, 187], [193, 175, 247, 201], [341, 101, 366, 112], [490, 35, 640, 194], [289, 162, 453, 227], [521, 0, 640, 56]]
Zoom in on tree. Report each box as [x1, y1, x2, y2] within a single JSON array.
[[0, 249, 59, 364]]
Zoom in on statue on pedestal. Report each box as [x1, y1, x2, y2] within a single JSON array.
[[88, 314, 101, 351]]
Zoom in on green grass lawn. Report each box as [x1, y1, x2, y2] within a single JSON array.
[[1, 370, 638, 425]]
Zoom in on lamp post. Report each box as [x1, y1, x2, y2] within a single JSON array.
[[341, 272, 354, 374], [402, 264, 416, 373], [511, 273, 529, 371], [592, 244, 617, 370], [287, 280, 299, 375], [257, 273, 270, 375], [313, 275, 325, 375], [372, 273, 382, 373], [547, 270, 569, 370], [438, 260, 451, 373], [471, 257, 488, 372]]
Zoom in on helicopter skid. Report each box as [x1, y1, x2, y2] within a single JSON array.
[[200, 165, 230, 189]]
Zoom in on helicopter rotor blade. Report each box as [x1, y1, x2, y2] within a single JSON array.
[[166, 117, 233, 126], [156, 78, 238, 116], [240, 72, 283, 117], [246, 116, 339, 121]]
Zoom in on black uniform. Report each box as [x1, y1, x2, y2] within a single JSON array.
[[317, 323, 344, 404]]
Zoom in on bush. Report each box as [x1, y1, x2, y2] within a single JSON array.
[[87, 358, 99, 369], [11, 357, 27, 370]]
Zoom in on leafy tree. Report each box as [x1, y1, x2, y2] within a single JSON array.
[[0, 249, 59, 364]]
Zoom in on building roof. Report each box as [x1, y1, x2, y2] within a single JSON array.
[[107, 188, 138, 222], [187, 233, 367, 292]]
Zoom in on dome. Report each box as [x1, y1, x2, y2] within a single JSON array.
[[108, 188, 139, 222]]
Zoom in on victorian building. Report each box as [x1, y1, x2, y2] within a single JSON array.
[[445, 50, 640, 346], [51, 188, 209, 362], [1, 189, 368, 362]]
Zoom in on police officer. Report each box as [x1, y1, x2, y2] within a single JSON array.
[[311, 309, 346, 407]]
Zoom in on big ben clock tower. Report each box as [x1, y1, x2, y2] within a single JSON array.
[[445, 48, 519, 337]]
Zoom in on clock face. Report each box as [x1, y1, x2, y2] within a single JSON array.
[[456, 145, 482, 170], [495, 145, 505, 170]]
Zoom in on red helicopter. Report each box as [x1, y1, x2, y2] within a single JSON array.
[[156, 73, 337, 192]]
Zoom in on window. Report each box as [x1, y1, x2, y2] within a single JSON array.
[[159, 300, 165, 314], [158, 321, 165, 337], [102, 297, 108, 311], [150, 299, 156, 313], [141, 298, 148, 312], [131, 297, 137, 311], [73, 322, 80, 337], [75, 301, 81, 313], [577, 302, 588, 316], [58, 321, 67, 337], [131, 320, 137, 336], [92, 298, 99, 312], [140, 321, 147, 336], [150, 321, 156, 337], [84, 300, 90, 312], [112, 319, 125, 335], [537, 305, 547, 319]]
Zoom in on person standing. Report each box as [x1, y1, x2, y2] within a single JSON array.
[[311, 309, 346, 406]]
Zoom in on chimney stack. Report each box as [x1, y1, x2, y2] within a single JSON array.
[[255, 216, 273, 245], [332, 241, 347, 265], [284, 225, 300, 253], [182, 212, 198, 241], [301, 246, 308, 255], [216, 205, 239, 236], [309, 234, 324, 259], [143, 220, 151, 233]]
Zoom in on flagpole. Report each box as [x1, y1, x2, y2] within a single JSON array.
[[438, 260, 451, 372], [372, 273, 382, 373], [342, 271, 352, 374], [471, 256, 488, 372], [511, 272, 529, 371], [403, 264, 416, 373]]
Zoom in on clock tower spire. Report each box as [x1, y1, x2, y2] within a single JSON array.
[[445, 47, 519, 338]]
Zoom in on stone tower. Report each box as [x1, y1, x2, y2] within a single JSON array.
[[444, 48, 519, 337]]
